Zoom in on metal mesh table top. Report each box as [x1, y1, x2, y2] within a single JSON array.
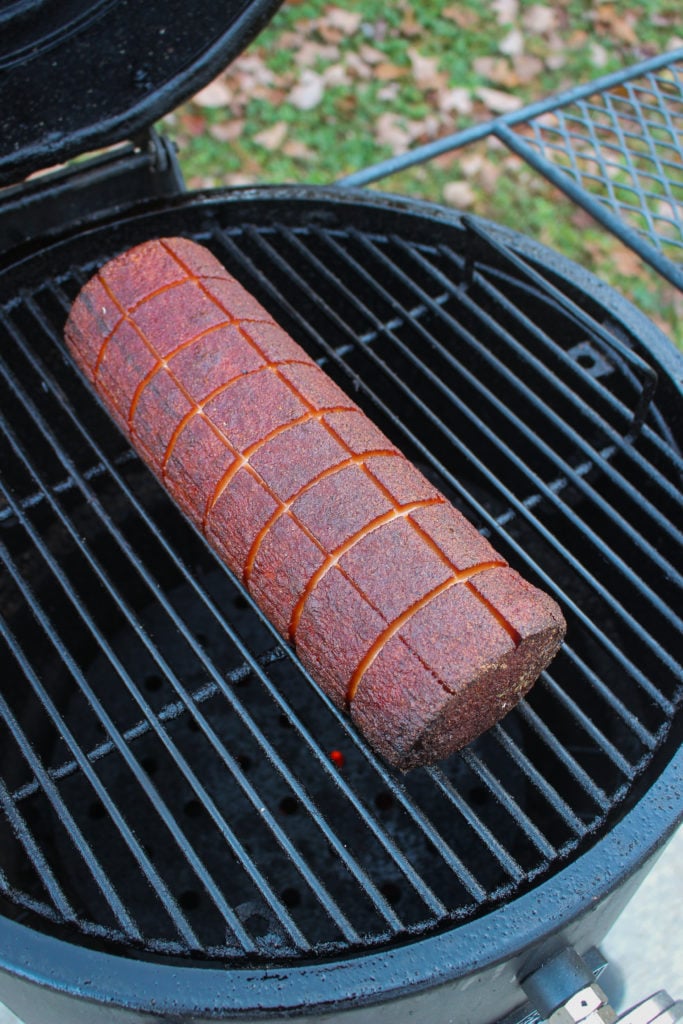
[[341, 49, 683, 292]]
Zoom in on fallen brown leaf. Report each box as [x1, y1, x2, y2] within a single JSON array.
[[407, 48, 449, 90], [375, 112, 413, 154], [223, 173, 258, 187], [179, 113, 208, 136], [322, 63, 351, 86], [294, 41, 340, 67], [499, 28, 524, 57], [288, 70, 324, 110], [193, 78, 232, 108], [439, 87, 473, 115], [317, 23, 344, 44], [460, 154, 483, 176], [278, 30, 305, 50], [473, 56, 510, 83], [344, 51, 374, 79], [377, 82, 401, 102], [400, 7, 422, 38], [252, 86, 289, 105], [443, 180, 477, 207], [359, 44, 386, 64], [593, 3, 638, 46], [208, 119, 245, 143], [476, 87, 524, 113], [253, 121, 288, 151], [521, 4, 557, 34], [188, 175, 218, 190], [513, 54, 543, 83], [491, 0, 519, 27], [375, 61, 410, 80], [282, 139, 318, 160], [479, 158, 502, 194], [441, 4, 480, 29], [590, 41, 609, 67], [324, 6, 362, 35]]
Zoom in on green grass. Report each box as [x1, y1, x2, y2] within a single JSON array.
[[163, 0, 683, 346]]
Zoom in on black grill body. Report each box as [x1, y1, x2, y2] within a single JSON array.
[[0, 187, 681, 1024]]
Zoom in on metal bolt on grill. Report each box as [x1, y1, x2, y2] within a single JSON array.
[[0, 194, 681, 967]]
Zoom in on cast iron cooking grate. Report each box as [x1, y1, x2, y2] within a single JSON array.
[[0, 200, 681, 963]]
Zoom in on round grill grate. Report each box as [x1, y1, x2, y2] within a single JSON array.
[[0, 190, 681, 965]]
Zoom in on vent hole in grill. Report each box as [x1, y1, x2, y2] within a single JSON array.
[[379, 882, 402, 906], [141, 757, 157, 775], [179, 890, 201, 911], [184, 799, 203, 819], [281, 887, 301, 909], [374, 791, 394, 812]]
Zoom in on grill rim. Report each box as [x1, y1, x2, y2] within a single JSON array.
[[0, 185, 682, 1015]]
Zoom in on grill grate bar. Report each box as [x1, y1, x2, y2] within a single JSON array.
[[0, 610, 144, 942], [0, 521, 224, 951], [0, 449, 137, 525], [490, 724, 589, 836], [425, 767, 527, 883], [0, 366, 326, 954], [0, 878, 60, 925], [543, 670, 639, 777], [14, 328, 437, 937], [515, 701, 612, 814], [34, 292, 474, 923], [9, 295, 465, 927], [437, 246, 682, 487], [461, 217, 659, 442], [244, 225, 675, 715], [219, 228, 663, 754], [391, 236, 683, 544], [458, 747, 556, 859], [337, 229, 682, 593], [558, 643, 655, 750], [10, 646, 286, 804], [0, 770, 75, 922]]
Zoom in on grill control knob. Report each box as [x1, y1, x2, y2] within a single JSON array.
[[545, 982, 616, 1024], [521, 949, 682, 1024]]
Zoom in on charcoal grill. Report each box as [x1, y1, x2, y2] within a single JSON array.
[[1, 4, 682, 1024]]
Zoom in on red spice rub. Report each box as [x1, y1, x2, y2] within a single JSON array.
[[64, 237, 566, 770]]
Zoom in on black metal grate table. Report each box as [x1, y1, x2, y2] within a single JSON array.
[[341, 48, 683, 293]]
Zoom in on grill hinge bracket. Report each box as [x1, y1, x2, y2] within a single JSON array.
[[0, 128, 186, 261]]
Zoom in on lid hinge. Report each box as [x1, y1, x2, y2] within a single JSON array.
[[0, 128, 185, 259]]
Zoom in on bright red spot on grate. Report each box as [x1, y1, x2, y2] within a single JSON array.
[[329, 750, 345, 768]]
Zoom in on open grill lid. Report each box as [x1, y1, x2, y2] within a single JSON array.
[[0, 0, 283, 188]]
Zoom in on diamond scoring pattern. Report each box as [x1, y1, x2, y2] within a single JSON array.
[[79, 239, 517, 708]]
